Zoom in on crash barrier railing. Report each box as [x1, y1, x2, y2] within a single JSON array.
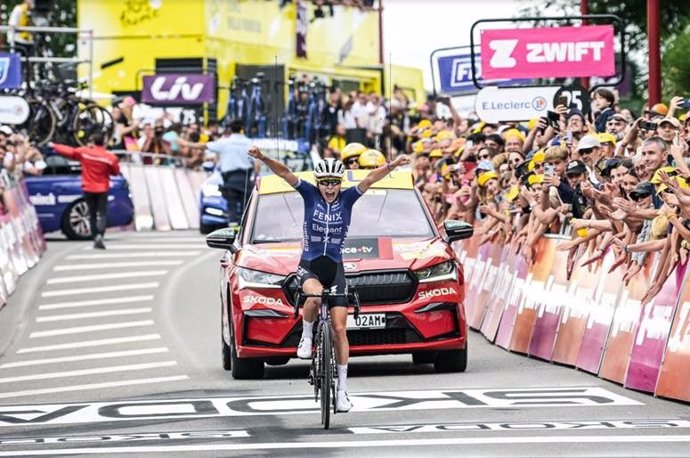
[[0, 177, 47, 312], [113, 150, 207, 232], [453, 235, 690, 404]]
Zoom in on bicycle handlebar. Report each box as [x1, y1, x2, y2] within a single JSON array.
[[292, 288, 361, 320]]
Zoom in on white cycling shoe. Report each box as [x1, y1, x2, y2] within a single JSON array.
[[296, 337, 312, 359], [336, 390, 352, 412]]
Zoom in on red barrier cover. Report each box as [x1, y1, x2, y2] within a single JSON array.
[[528, 240, 569, 360], [625, 261, 688, 393], [576, 252, 625, 374], [656, 270, 690, 402]]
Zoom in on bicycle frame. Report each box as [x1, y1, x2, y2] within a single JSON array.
[[292, 287, 360, 428]]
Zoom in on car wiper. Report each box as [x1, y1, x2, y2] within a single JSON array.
[[376, 191, 389, 223]]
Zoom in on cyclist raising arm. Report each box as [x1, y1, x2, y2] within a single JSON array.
[[248, 146, 409, 412]]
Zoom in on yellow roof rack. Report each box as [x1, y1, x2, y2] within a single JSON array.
[[258, 169, 414, 194]]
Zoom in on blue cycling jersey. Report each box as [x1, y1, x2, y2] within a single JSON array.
[[293, 179, 363, 263]]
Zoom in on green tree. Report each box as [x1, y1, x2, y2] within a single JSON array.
[[2, 0, 77, 57]]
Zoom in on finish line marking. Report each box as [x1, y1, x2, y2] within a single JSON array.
[[0, 387, 641, 427], [1, 435, 689, 455]]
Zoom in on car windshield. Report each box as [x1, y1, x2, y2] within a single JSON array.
[[251, 189, 434, 243]]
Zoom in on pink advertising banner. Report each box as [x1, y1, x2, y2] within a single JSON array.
[[473, 243, 504, 333], [576, 252, 625, 374], [480, 25, 616, 79], [480, 245, 516, 342], [495, 250, 530, 349], [528, 242, 568, 361], [625, 262, 688, 393], [465, 243, 491, 328]]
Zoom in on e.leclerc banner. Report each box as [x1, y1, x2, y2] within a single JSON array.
[[480, 25, 615, 80]]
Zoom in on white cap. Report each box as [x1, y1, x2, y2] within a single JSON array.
[[0, 125, 13, 136], [577, 134, 601, 151]]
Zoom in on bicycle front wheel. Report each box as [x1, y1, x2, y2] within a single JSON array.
[[19, 99, 56, 146], [72, 103, 113, 146], [320, 325, 333, 429]]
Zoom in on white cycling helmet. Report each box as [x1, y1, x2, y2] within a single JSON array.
[[314, 158, 345, 180]]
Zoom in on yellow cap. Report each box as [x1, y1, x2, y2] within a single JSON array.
[[503, 128, 526, 143], [358, 149, 386, 168], [506, 185, 519, 201], [436, 130, 453, 141], [454, 145, 465, 158], [477, 171, 498, 187], [527, 118, 540, 131], [412, 141, 425, 154], [657, 176, 690, 194], [429, 148, 443, 159], [341, 142, 367, 161], [528, 174, 544, 186], [527, 150, 546, 171], [650, 166, 677, 185], [472, 121, 486, 134], [596, 132, 617, 145], [418, 119, 432, 129], [420, 129, 433, 139]]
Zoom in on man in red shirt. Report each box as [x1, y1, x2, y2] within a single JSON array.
[[48, 133, 120, 249]]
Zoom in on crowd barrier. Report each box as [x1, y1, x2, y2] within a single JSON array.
[[455, 235, 690, 404], [115, 152, 207, 232], [0, 178, 47, 312]]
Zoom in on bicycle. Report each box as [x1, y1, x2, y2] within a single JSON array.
[[293, 286, 360, 429]]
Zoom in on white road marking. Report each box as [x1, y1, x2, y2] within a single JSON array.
[[54, 261, 183, 271], [39, 296, 154, 311], [0, 361, 177, 384], [17, 334, 162, 353], [46, 271, 167, 284], [0, 348, 169, 368], [0, 375, 189, 400], [30, 320, 155, 338], [66, 251, 200, 259], [1, 435, 689, 455], [36, 308, 153, 322], [41, 283, 159, 298], [82, 244, 203, 250]]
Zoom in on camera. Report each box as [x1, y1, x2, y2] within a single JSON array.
[[639, 120, 658, 131], [546, 110, 560, 130]]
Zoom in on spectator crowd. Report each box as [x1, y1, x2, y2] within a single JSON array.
[[4, 78, 690, 307], [342, 88, 690, 307]]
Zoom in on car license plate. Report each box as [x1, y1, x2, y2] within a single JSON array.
[[347, 313, 386, 330]]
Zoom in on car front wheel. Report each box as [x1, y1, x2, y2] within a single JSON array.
[[61, 199, 93, 241], [433, 345, 468, 373], [229, 321, 264, 379]]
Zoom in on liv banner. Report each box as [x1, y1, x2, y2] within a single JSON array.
[[480, 25, 615, 79], [142, 74, 215, 105]]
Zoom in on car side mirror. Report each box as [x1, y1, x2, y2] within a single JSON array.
[[443, 220, 474, 244], [206, 227, 237, 253]]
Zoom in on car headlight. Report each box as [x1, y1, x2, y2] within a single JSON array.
[[414, 261, 456, 283], [202, 184, 222, 198], [237, 267, 286, 289]]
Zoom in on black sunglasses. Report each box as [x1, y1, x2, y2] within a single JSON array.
[[318, 179, 342, 187], [345, 158, 358, 165]]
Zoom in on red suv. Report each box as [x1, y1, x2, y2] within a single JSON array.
[[206, 170, 473, 379]]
